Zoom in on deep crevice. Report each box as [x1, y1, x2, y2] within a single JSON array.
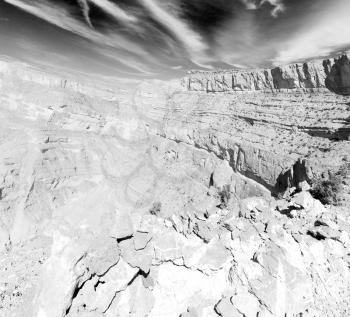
[[64, 274, 94, 316], [103, 268, 149, 314], [160, 135, 276, 194], [115, 235, 133, 243], [307, 230, 327, 241]]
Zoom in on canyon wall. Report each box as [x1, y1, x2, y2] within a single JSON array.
[[0, 57, 119, 100], [325, 55, 350, 96], [0, 57, 349, 317], [176, 56, 350, 194], [182, 55, 350, 95]]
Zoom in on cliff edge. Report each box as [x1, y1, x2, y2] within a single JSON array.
[[182, 55, 350, 94], [0, 56, 349, 317], [325, 55, 350, 96]]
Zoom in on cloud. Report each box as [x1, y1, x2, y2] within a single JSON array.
[[241, 0, 258, 10], [262, 0, 285, 17], [273, 0, 350, 64], [2, 0, 350, 78], [3, 0, 143, 52], [2, 0, 159, 75], [76, 0, 138, 28], [241, 0, 285, 17], [240, 0, 259, 10], [4, 0, 99, 41], [77, 0, 93, 27], [140, 0, 207, 57], [89, 0, 137, 23]]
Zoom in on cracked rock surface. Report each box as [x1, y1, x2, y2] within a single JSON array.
[[0, 57, 350, 317]]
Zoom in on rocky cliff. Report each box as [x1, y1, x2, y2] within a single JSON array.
[[325, 55, 350, 96], [0, 57, 120, 100], [0, 57, 350, 317], [182, 55, 350, 94]]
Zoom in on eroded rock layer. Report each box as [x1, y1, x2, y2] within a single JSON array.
[[140, 82, 350, 193], [183, 55, 350, 94], [0, 57, 349, 317], [325, 55, 350, 96]]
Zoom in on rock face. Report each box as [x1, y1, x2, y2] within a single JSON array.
[[325, 55, 350, 96], [182, 59, 329, 92], [0, 57, 350, 317], [182, 55, 350, 94]]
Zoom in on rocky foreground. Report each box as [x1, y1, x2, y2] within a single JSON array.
[[0, 56, 350, 317]]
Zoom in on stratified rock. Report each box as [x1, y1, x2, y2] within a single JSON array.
[[182, 59, 328, 93], [183, 55, 349, 95], [0, 55, 350, 317], [325, 55, 350, 96]]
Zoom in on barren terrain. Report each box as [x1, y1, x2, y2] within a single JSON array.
[[0, 56, 349, 317]]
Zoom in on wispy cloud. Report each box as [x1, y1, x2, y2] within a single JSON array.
[[262, 0, 285, 17], [2, 0, 350, 78], [273, 0, 350, 64], [77, 0, 93, 28], [76, 0, 139, 30], [4, 0, 99, 41], [140, 0, 207, 57], [241, 0, 285, 17], [3, 0, 144, 52], [241, 0, 258, 10], [89, 0, 137, 23], [2, 0, 161, 75]]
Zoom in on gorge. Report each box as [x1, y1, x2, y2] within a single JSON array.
[[0, 54, 349, 317]]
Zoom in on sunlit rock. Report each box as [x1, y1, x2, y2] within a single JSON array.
[[0, 55, 350, 317]]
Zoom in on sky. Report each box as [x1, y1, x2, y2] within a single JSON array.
[[0, 0, 349, 79]]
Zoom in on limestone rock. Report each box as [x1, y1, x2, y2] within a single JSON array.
[[0, 55, 350, 317], [212, 161, 233, 189], [180, 307, 200, 317], [182, 59, 328, 93], [113, 209, 134, 240], [215, 297, 240, 317], [325, 55, 350, 96], [291, 191, 324, 216], [119, 238, 153, 274], [230, 290, 260, 317], [133, 231, 152, 251]]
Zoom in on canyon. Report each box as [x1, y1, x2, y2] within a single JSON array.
[[0, 55, 349, 317]]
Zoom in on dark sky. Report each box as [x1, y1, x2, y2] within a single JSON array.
[[0, 0, 349, 79]]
